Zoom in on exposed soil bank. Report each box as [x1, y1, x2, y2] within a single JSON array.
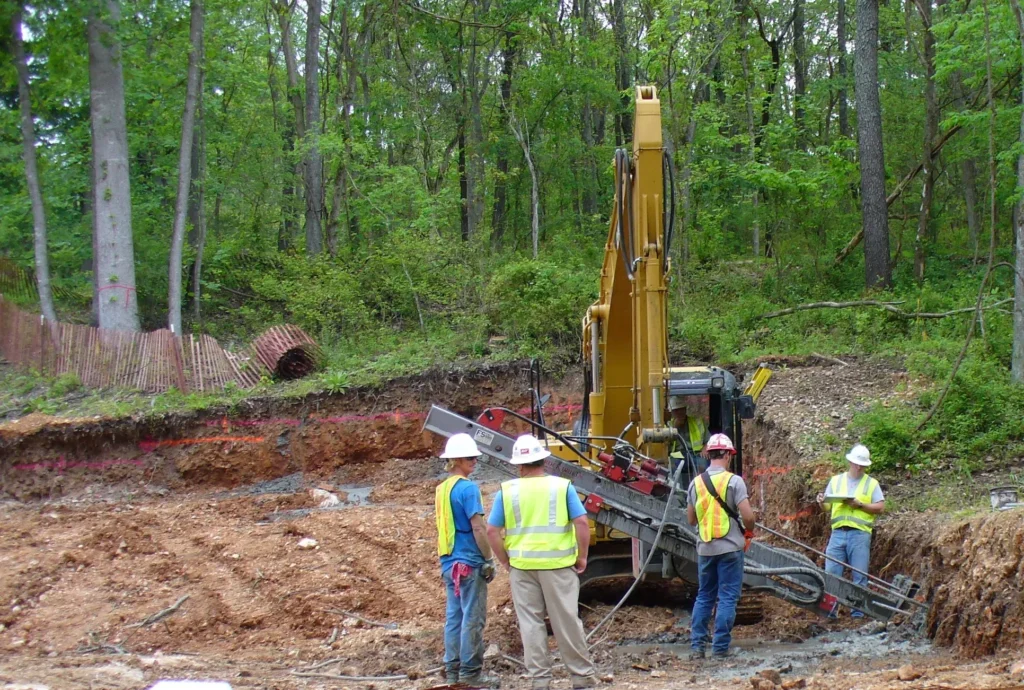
[[0, 362, 582, 500]]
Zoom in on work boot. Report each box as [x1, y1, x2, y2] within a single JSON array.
[[446, 663, 460, 685], [711, 648, 739, 660], [688, 648, 706, 662], [460, 671, 501, 689], [571, 674, 597, 689]]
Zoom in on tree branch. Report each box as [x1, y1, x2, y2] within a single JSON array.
[[758, 298, 1013, 320]]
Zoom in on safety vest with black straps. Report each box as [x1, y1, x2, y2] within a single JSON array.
[[693, 470, 735, 542], [435, 475, 466, 556], [670, 417, 707, 460], [828, 473, 881, 534], [501, 476, 577, 570]]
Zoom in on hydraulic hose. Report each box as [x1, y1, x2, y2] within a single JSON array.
[[614, 148, 635, 280], [585, 456, 686, 644], [742, 565, 826, 607], [662, 150, 676, 273]]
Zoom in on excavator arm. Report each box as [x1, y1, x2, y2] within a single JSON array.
[[583, 86, 672, 460]]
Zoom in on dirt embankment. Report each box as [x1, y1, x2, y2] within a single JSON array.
[[0, 363, 583, 500]]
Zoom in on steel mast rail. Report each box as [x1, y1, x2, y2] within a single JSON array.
[[424, 405, 926, 622]]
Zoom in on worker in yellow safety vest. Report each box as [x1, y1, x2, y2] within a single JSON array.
[[685, 433, 756, 661], [435, 433, 496, 686], [669, 396, 710, 470], [816, 443, 885, 618], [486, 434, 597, 690]]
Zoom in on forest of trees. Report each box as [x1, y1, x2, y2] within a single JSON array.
[[2, 0, 1024, 383]]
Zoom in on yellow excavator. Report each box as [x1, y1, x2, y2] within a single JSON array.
[[425, 87, 924, 624]]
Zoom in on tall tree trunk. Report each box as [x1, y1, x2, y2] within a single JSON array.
[[952, 73, 981, 259], [741, 26, 761, 257], [509, 112, 539, 258], [458, 122, 469, 242], [491, 31, 516, 249], [856, 0, 892, 288], [612, 0, 632, 145], [962, 157, 981, 259], [168, 0, 204, 334], [11, 3, 57, 324], [275, 0, 306, 249], [838, 0, 850, 138], [327, 0, 357, 255], [189, 78, 207, 324], [914, 0, 937, 282], [466, 16, 488, 241], [88, 0, 140, 331], [304, 0, 324, 255], [1011, 0, 1024, 382], [793, 0, 808, 142]]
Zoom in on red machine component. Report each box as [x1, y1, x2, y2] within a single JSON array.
[[593, 449, 671, 496], [584, 494, 606, 515], [476, 408, 506, 431]]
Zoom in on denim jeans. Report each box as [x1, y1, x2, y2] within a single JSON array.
[[690, 550, 744, 655], [442, 565, 487, 680], [824, 527, 871, 587]]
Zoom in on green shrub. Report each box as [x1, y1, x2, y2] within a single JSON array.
[[485, 258, 598, 351]]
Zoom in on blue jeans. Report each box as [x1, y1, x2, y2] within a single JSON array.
[[824, 527, 871, 587], [442, 565, 487, 680], [690, 550, 744, 655]]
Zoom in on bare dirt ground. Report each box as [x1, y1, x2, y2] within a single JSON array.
[[1, 362, 1023, 689]]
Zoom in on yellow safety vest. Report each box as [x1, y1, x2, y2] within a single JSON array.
[[435, 475, 465, 556], [670, 417, 707, 458], [501, 476, 577, 570], [828, 473, 880, 533], [693, 471, 734, 542]]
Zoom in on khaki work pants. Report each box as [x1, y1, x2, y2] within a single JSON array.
[[509, 566, 595, 686]]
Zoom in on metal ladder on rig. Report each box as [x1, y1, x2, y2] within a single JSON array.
[[424, 405, 926, 623]]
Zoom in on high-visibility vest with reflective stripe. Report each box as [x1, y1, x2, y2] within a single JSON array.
[[501, 476, 577, 570], [670, 417, 707, 458], [693, 471, 734, 542], [435, 475, 465, 556], [828, 473, 880, 533]]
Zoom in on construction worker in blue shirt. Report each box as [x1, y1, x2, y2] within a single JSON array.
[[485, 434, 597, 690], [686, 433, 756, 660], [435, 433, 497, 686], [816, 443, 885, 618]]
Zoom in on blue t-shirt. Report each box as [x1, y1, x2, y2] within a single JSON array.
[[487, 481, 587, 527], [440, 478, 487, 573]]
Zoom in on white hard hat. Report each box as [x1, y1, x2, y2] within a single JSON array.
[[440, 433, 481, 459], [510, 434, 551, 464], [668, 396, 687, 411], [846, 444, 871, 467]]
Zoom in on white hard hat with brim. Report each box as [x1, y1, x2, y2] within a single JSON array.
[[440, 433, 482, 459], [846, 444, 872, 467], [510, 434, 552, 464]]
